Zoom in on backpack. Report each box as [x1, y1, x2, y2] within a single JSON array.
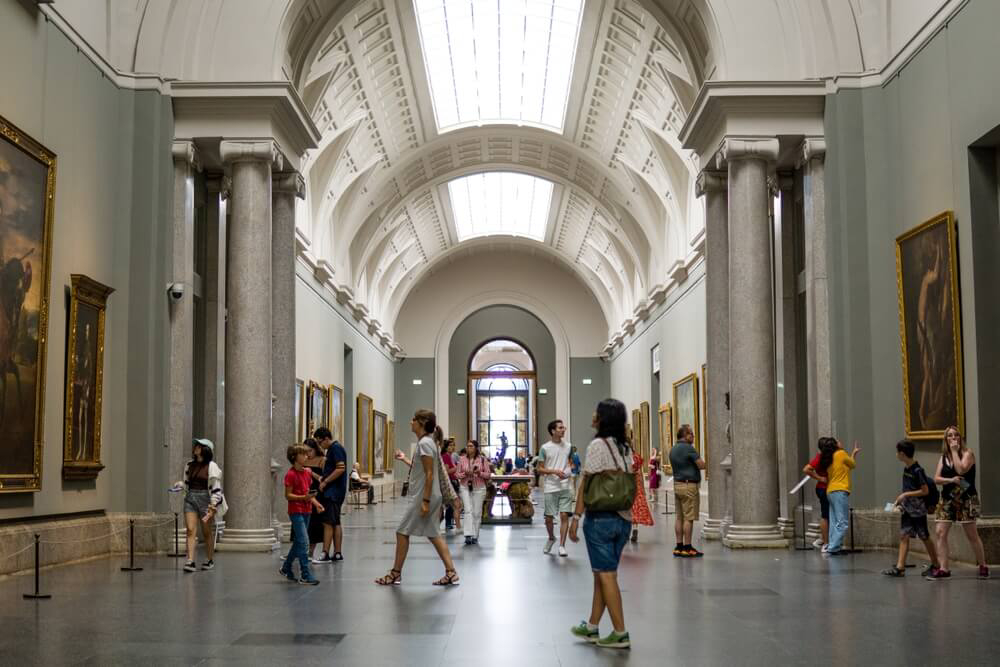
[[920, 465, 939, 511]]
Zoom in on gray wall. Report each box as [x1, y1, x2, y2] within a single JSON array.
[[394, 357, 434, 473], [825, 0, 1000, 511], [0, 2, 172, 519], [570, 357, 611, 459]]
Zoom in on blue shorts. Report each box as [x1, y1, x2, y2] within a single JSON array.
[[582, 512, 631, 572]]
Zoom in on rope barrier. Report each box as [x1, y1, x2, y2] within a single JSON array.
[[0, 543, 37, 562], [35, 517, 175, 545]]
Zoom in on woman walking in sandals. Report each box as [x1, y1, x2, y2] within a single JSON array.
[[376, 409, 460, 587]]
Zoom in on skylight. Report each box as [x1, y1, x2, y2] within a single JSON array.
[[414, 0, 584, 132], [448, 172, 553, 241]]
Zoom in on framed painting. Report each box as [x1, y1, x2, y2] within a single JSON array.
[[639, 401, 651, 472], [673, 372, 700, 454], [387, 419, 395, 472], [330, 383, 344, 444], [62, 275, 113, 480], [631, 408, 641, 457], [306, 381, 330, 437], [357, 393, 373, 475], [658, 403, 672, 474], [295, 378, 305, 442], [701, 363, 709, 479], [895, 211, 964, 439], [373, 410, 387, 476], [0, 114, 56, 493]]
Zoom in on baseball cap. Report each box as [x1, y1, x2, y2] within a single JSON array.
[[192, 438, 215, 452]]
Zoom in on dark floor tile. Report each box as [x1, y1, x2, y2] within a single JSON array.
[[232, 632, 345, 646]]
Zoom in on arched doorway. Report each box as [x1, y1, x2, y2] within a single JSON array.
[[467, 339, 537, 469]]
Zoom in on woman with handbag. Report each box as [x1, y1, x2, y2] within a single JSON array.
[[456, 439, 491, 545], [568, 399, 635, 649]]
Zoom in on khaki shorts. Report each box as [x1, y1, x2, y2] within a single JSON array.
[[674, 481, 700, 521]]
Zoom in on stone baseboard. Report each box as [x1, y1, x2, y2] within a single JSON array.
[[849, 510, 999, 565], [215, 527, 278, 552], [723, 523, 790, 549], [701, 518, 724, 541]]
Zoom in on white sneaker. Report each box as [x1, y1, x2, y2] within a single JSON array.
[[543, 539, 556, 554], [812, 538, 824, 549], [821, 544, 829, 553], [558, 546, 568, 557]]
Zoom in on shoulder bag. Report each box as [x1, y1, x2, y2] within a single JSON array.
[[583, 439, 636, 512]]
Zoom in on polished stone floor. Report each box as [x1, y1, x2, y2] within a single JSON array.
[[2, 494, 998, 666]]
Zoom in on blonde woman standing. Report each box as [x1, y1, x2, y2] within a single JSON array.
[[929, 426, 989, 580]]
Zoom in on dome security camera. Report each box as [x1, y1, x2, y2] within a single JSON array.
[[167, 282, 185, 301]]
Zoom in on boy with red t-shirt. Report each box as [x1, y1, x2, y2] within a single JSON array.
[[280, 445, 324, 585]]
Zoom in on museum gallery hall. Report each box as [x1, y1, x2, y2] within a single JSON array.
[[1, 0, 998, 664]]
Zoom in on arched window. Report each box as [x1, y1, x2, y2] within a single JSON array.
[[469, 341, 535, 464]]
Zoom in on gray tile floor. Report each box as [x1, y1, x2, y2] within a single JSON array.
[[2, 495, 998, 666]]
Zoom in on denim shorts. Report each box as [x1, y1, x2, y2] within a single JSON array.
[[183, 489, 210, 516], [582, 512, 631, 572]]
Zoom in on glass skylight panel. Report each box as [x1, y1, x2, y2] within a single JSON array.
[[414, 0, 584, 132], [448, 172, 553, 241]]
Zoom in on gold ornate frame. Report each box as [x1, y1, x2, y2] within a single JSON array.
[[330, 383, 344, 444], [894, 210, 965, 439], [0, 114, 56, 493], [373, 410, 387, 475], [658, 403, 672, 474], [672, 372, 700, 454], [701, 363, 708, 479], [357, 393, 374, 475], [295, 378, 305, 442], [387, 419, 395, 472], [306, 380, 331, 437], [631, 408, 641, 459], [639, 401, 651, 472], [62, 275, 113, 480]]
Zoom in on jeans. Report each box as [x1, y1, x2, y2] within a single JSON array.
[[582, 512, 631, 572], [827, 490, 850, 552], [283, 513, 313, 580], [460, 486, 486, 538]]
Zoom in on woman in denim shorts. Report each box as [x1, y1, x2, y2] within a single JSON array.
[[568, 399, 633, 649]]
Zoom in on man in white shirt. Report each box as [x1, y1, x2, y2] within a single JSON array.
[[537, 419, 573, 556]]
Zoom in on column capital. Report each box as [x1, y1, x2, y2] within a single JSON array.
[[171, 140, 201, 171], [205, 175, 232, 200], [716, 137, 779, 168], [767, 172, 794, 197], [798, 137, 826, 167], [273, 172, 306, 199], [220, 139, 283, 171], [695, 169, 728, 197]]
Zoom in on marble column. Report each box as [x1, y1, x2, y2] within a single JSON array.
[[216, 140, 282, 551], [201, 176, 229, 458], [697, 169, 730, 541], [801, 138, 829, 540], [168, 141, 198, 504], [271, 172, 304, 537], [720, 138, 789, 549]]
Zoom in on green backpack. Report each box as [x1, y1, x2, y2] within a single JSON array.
[[583, 439, 636, 512]]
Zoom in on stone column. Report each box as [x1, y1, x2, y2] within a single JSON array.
[[697, 169, 729, 541], [801, 138, 829, 540], [271, 172, 304, 538], [719, 138, 789, 549], [216, 140, 282, 551], [201, 176, 229, 458], [168, 141, 198, 500]]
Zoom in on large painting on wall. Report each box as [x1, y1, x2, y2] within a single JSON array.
[[673, 372, 700, 454], [658, 403, 672, 474], [373, 410, 387, 476], [62, 275, 113, 480], [387, 419, 395, 472], [631, 408, 641, 460], [895, 211, 964, 439], [0, 114, 56, 493], [306, 381, 330, 437], [639, 401, 651, 472], [357, 393, 373, 475], [295, 379, 305, 442], [330, 384, 344, 444], [701, 363, 709, 479]]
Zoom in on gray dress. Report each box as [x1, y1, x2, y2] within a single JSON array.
[[397, 436, 443, 537]]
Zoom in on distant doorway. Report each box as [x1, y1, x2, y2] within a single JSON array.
[[467, 339, 537, 469]]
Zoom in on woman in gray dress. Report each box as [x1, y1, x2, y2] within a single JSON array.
[[376, 409, 460, 586]]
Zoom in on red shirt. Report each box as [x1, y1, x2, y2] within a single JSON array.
[[284, 467, 313, 515], [809, 453, 828, 490]]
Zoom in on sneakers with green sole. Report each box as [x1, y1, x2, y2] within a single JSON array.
[[596, 631, 630, 649], [570, 621, 599, 643]]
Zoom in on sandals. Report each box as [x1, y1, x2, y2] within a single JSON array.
[[375, 569, 402, 585], [433, 569, 461, 586], [881, 566, 905, 577]]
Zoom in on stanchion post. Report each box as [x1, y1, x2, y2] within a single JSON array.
[[121, 519, 144, 572], [167, 512, 184, 558], [23, 534, 51, 600], [794, 486, 811, 551]]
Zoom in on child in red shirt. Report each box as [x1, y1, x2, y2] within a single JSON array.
[[280, 444, 324, 585]]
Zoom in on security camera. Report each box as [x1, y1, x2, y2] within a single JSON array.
[[167, 282, 185, 301]]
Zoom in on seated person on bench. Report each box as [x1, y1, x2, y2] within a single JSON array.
[[349, 463, 375, 504]]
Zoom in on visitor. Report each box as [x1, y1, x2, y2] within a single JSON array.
[[349, 462, 375, 505], [668, 424, 704, 558], [442, 439, 461, 531], [630, 450, 653, 542], [303, 438, 326, 559], [648, 448, 661, 503], [377, 409, 460, 586], [279, 444, 324, 585], [825, 437, 860, 556], [457, 439, 491, 545], [173, 438, 225, 573], [570, 444, 582, 494], [568, 399, 633, 649], [929, 426, 989, 580], [803, 439, 833, 551], [315, 427, 347, 563], [882, 439, 941, 578], [538, 419, 574, 556]]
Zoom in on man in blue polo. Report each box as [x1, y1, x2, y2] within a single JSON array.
[[314, 427, 347, 563]]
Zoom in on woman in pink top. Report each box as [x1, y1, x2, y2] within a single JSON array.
[[456, 440, 492, 545]]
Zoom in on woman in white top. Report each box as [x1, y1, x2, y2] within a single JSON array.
[[173, 438, 226, 573], [456, 439, 492, 545], [568, 399, 633, 649]]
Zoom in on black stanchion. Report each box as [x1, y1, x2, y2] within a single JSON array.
[[121, 520, 143, 572], [167, 512, 184, 558], [23, 534, 51, 600], [794, 486, 811, 551], [844, 507, 863, 553]]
